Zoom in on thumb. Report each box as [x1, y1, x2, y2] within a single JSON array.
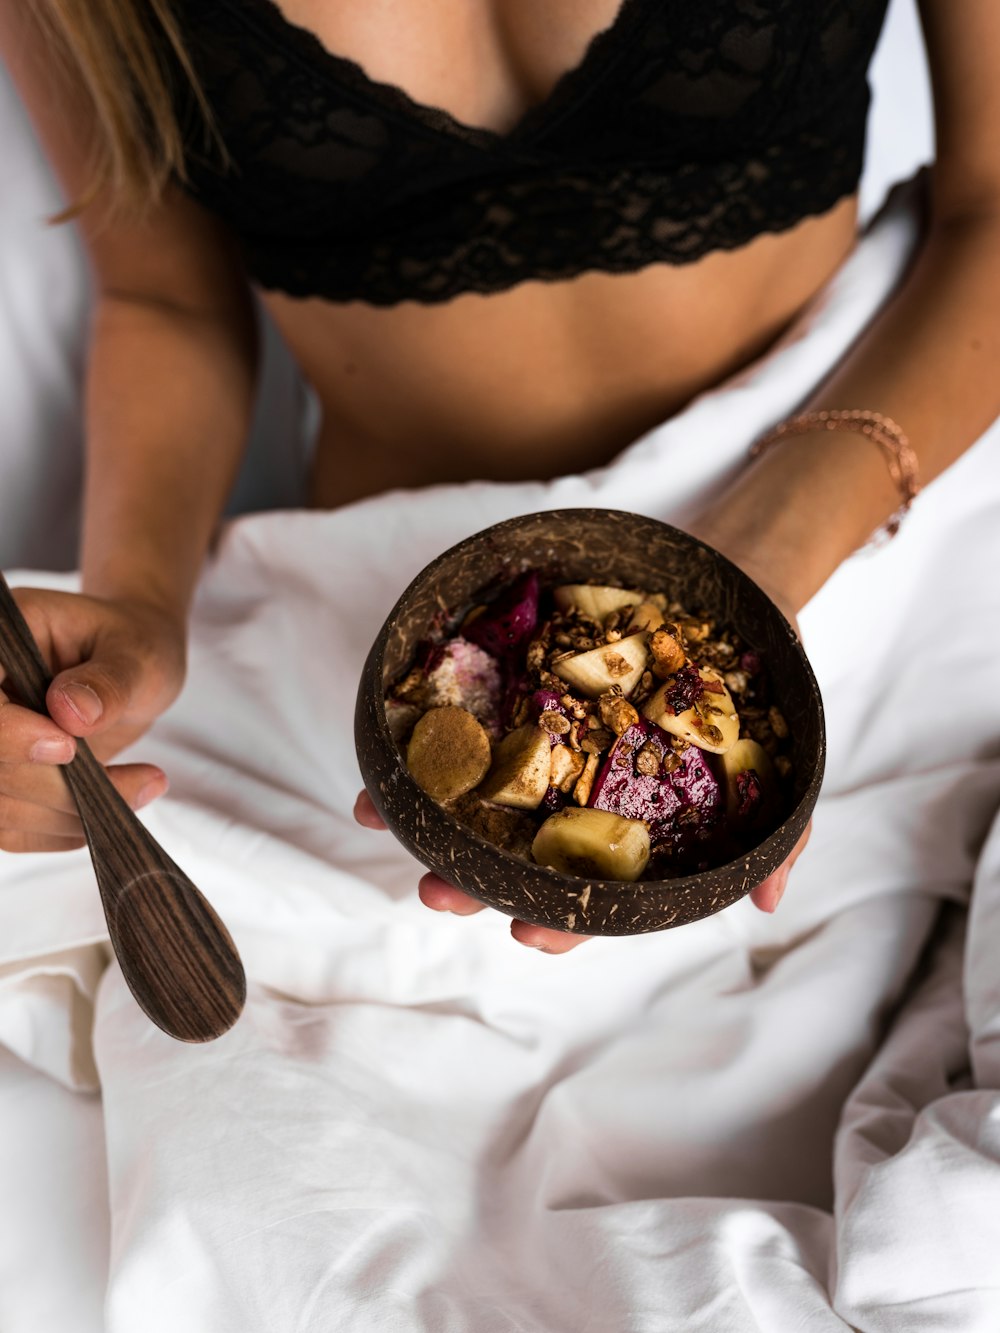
[[46, 656, 144, 738]]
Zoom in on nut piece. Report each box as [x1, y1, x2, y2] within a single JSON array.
[[550, 743, 587, 793], [580, 723, 615, 755], [538, 709, 571, 736], [598, 693, 640, 736], [768, 706, 789, 739], [406, 706, 492, 802], [724, 669, 750, 696], [649, 628, 687, 677], [635, 742, 661, 776], [573, 752, 600, 805]]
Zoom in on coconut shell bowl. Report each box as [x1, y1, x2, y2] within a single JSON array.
[[355, 509, 825, 936]]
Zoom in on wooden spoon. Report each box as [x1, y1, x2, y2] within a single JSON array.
[[0, 574, 246, 1042]]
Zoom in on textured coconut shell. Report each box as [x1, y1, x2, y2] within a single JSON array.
[[355, 509, 825, 935]]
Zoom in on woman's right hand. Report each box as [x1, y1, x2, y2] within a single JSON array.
[[0, 587, 188, 853]]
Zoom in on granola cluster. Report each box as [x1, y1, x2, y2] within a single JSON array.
[[505, 595, 791, 801]]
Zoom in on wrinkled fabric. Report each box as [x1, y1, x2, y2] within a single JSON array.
[[1, 179, 999, 1330]]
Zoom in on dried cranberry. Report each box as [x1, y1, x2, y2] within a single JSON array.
[[666, 664, 706, 714], [541, 786, 568, 812], [735, 769, 763, 820]]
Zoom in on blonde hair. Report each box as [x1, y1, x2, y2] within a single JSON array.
[[34, 0, 215, 214]]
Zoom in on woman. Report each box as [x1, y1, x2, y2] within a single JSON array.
[[0, 0, 998, 958]]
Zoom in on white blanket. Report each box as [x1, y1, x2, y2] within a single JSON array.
[[2, 179, 1000, 1331]]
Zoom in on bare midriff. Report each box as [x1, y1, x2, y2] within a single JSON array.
[[267, 198, 857, 509], [262, 0, 860, 510]]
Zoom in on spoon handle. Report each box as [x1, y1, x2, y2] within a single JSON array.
[[0, 574, 246, 1041], [0, 574, 51, 711]]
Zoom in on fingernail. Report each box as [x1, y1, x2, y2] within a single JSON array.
[[30, 737, 75, 764], [134, 777, 167, 810], [60, 683, 103, 726]]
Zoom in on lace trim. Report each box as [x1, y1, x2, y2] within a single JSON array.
[[230, 0, 656, 150], [172, 0, 890, 305]]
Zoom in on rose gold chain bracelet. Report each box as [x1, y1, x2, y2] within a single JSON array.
[[751, 409, 922, 543]]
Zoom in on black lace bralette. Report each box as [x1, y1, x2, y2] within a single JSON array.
[[170, 0, 891, 306]]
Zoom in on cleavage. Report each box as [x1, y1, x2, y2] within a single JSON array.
[[270, 0, 628, 135]]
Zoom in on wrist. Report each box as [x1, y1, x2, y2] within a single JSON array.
[[80, 568, 191, 641], [690, 427, 900, 614]]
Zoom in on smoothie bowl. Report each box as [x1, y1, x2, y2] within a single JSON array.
[[355, 509, 824, 935]]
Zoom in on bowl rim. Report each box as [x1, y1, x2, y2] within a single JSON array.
[[362, 506, 826, 899]]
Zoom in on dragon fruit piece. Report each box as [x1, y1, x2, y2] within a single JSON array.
[[529, 688, 564, 717], [589, 719, 721, 847], [498, 666, 529, 728], [463, 571, 540, 659]]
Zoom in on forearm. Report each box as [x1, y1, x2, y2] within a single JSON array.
[[81, 290, 258, 624], [696, 202, 1000, 613]]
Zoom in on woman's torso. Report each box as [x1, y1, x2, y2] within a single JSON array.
[[177, 0, 882, 506]]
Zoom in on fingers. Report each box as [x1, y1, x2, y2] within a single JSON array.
[[0, 792, 90, 839], [418, 873, 488, 916], [3, 587, 188, 762], [750, 819, 813, 913], [509, 919, 593, 953], [750, 864, 790, 915], [46, 657, 146, 739], [0, 831, 88, 855], [353, 790, 387, 830], [0, 689, 76, 767], [359, 790, 590, 951], [0, 760, 167, 848], [418, 873, 593, 952]]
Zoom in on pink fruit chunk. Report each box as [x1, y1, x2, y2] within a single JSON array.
[[529, 688, 564, 716], [589, 720, 721, 848], [407, 637, 502, 732], [463, 571, 540, 658]]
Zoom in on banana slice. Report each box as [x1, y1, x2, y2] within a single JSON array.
[[406, 706, 492, 801], [532, 807, 651, 881], [553, 633, 649, 699], [479, 724, 552, 809], [625, 601, 665, 634], [720, 739, 778, 825], [643, 666, 739, 754], [552, 584, 643, 619]]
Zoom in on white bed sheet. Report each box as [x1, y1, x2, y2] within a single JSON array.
[[3, 6, 995, 1327]]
